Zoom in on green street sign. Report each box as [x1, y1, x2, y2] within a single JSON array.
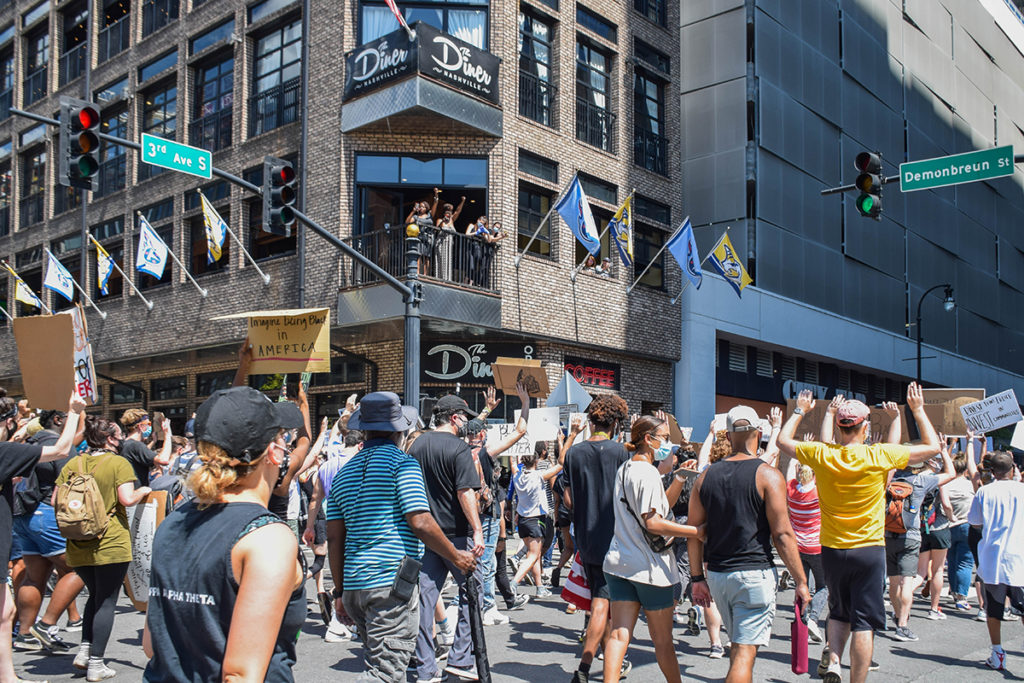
[[900, 145, 1013, 192], [141, 133, 212, 179]]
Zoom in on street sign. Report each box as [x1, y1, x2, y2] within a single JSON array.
[[900, 145, 1013, 192], [140, 133, 212, 179]]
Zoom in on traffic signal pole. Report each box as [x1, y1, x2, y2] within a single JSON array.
[[9, 106, 424, 407]]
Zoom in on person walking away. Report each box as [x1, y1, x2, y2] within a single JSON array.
[[945, 450, 977, 611], [56, 416, 152, 681], [967, 451, 1024, 670], [563, 395, 631, 683], [602, 416, 702, 683], [783, 459, 828, 645], [777, 383, 941, 683], [916, 438, 959, 621], [512, 445, 562, 596], [689, 406, 810, 683], [143, 387, 306, 683]]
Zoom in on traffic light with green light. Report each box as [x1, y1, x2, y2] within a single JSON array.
[[59, 96, 101, 191], [262, 156, 297, 237], [854, 152, 883, 219]]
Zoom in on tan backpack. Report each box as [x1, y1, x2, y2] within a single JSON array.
[[54, 455, 114, 541]]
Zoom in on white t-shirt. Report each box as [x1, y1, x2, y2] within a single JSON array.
[[603, 460, 678, 588], [514, 469, 549, 517], [967, 480, 1024, 586]]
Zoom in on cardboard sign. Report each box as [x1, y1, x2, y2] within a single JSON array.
[[485, 423, 533, 458], [491, 357, 549, 398], [213, 308, 331, 374], [12, 314, 75, 410], [123, 490, 169, 612], [664, 413, 685, 444], [69, 306, 98, 405], [515, 406, 560, 443], [921, 388, 986, 435], [1011, 422, 1024, 451], [785, 399, 910, 442], [960, 389, 1023, 434], [567, 412, 591, 441]]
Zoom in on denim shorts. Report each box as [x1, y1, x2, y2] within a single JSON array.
[[706, 567, 777, 646], [12, 503, 67, 558], [605, 573, 675, 611]]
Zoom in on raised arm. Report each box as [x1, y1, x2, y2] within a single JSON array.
[[821, 394, 843, 445], [232, 337, 253, 388], [965, 429, 981, 491], [779, 390, 816, 458], [934, 435, 956, 486], [40, 393, 87, 462], [696, 418, 717, 471], [153, 417, 174, 467], [883, 401, 902, 444], [761, 407, 782, 465], [559, 414, 585, 465], [452, 195, 466, 223], [905, 382, 941, 464]]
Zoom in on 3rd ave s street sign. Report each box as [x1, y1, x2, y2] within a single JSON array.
[[900, 145, 1013, 192], [141, 133, 212, 179]]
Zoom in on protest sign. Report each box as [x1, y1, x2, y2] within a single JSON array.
[[515, 406, 560, 442], [1012, 422, 1024, 451], [959, 389, 1023, 434], [69, 306, 98, 405], [921, 388, 986, 435], [785, 399, 909, 442], [491, 357, 550, 398], [12, 314, 75, 410], [213, 308, 331, 374], [568, 412, 591, 441], [485, 423, 532, 458], [123, 490, 169, 612]]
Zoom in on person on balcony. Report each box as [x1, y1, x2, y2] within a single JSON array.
[[465, 216, 492, 286], [405, 189, 440, 276], [435, 196, 466, 283]]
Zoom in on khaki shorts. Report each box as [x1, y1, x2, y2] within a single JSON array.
[[706, 567, 777, 646]]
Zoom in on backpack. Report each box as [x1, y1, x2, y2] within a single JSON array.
[[884, 479, 914, 534], [54, 455, 115, 541], [919, 489, 938, 534]]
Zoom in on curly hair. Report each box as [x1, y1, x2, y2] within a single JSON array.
[[709, 430, 731, 463], [586, 394, 628, 431], [624, 415, 665, 453], [188, 441, 263, 509]]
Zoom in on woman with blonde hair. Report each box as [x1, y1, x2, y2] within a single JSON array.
[[143, 387, 306, 682]]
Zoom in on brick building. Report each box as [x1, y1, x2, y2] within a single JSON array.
[[0, 0, 682, 428]]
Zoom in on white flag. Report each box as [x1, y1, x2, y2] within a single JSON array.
[[136, 215, 168, 279], [43, 251, 75, 302]]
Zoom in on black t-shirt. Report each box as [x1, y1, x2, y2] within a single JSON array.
[[28, 429, 69, 501], [564, 439, 629, 566], [476, 447, 502, 519], [0, 442, 43, 575], [121, 438, 158, 486], [409, 431, 480, 537]]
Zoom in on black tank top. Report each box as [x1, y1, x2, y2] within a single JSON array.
[[143, 501, 305, 683], [699, 457, 774, 572]]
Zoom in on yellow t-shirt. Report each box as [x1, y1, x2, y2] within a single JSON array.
[[794, 442, 910, 549]]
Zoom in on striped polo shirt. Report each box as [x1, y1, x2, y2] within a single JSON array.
[[786, 478, 822, 555], [324, 439, 430, 590]]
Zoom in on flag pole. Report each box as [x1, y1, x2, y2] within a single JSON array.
[[89, 235, 154, 310], [570, 189, 634, 281], [668, 227, 730, 305], [2, 259, 51, 314], [136, 212, 208, 298], [626, 215, 689, 294], [44, 248, 106, 319], [515, 174, 574, 267], [0, 304, 11, 322], [197, 190, 270, 285]]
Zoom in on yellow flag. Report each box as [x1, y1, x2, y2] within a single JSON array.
[[708, 233, 752, 297], [4, 263, 42, 308]]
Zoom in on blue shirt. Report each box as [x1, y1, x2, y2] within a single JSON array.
[[324, 439, 430, 590]]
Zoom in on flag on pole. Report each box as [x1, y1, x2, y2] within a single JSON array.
[[383, 0, 412, 33], [43, 251, 75, 302], [608, 195, 633, 267], [554, 176, 601, 255], [3, 263, 43, 309], [95, 241, 115, 295], [199, 191, 227, 264], [136, 215, 169, 279], [665, 217, 702, 290], [708, 232, 753, 297]]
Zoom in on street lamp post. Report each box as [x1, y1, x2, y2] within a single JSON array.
[[916, 283, 956, 385], [404, 223, 423, 409]]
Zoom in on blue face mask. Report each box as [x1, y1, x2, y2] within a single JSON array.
[[141, 426, 153, 439], [75, 440, 88, 453], [653, 438, 673, 462]]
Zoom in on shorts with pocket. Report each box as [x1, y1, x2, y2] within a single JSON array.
[[706, 567, 777, 646], [821, 545, 886, 632], [885, 534, 921, 577], [13, 502, 67, 557], [920, 526, 951, 551], [605, 573, 675, 611]]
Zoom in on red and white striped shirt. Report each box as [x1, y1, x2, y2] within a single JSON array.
[[787, 479, 821, 555]]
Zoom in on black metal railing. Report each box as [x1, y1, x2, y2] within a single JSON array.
[[345, 226, 500, 292], [98, 15, 131, 63], [576, 97, 615, 152], [0, 208, 9, 237], [95, 156, 127, 197], [23, 67, 47, 106], [248, 77, 300, 137], [59, 43, 87, 86], [633, 126, 668, 175], [20, 192, 43, 225], [519, 70, 556, 127], [190, 106, 232, 153], [0, 89, 10, 120]]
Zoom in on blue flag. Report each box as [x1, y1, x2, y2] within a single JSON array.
[[554, 176, 601, 255], [665, 217, 702, 290]]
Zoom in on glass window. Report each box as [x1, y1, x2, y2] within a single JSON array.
[[0, 24, 14, 46], [98, 0, 131, 63], [401, 156, 443, 185], [250, 19, 302, 136], [0, 50, 13, 119], [579, 173, 616, 205], [633, 0, 665, 27], [21, 124, 45, 147], [62, 1, 88, 52], [95, 76, 129, 104], [23, 28, 48, 105], [52, 232, 82, 255], [192, 56, 234, 152], [518, 149, 557, 183], [139, 49, 177, 82], [22, 1, 49, 27], [139, 198, 174, 222], [633, 223, 665, 289], [249, 0, 294, 23], [309, 356, 365, 386], [196, 370, 234, 396], [576, 5, 616, 43], [92, 216, 124, 240], [20, 147, 45, 226], [111, 382, 142, 403], [185, 180, 228, 210], [142, 0, 179, 36], [576, 41, 613, 151], [190, 18, 234, 55], [633, 69, 666, 174], [360, 2, 488, 49], [97, 106, 128, 197], [355, 155, 399, 184], [140, 83, 177, 180], [518, 182, 552, 257], [442, 158, 486, 186], [634, 195, 669, 224], [190, 209, 230, 274], [518, 11, 554, 126], [152, 376, 187, 400], [634, 38, 669, 74], [16, 246, 42, 268], [0, 161, 10, 237]]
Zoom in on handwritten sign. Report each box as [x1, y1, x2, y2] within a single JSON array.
[[959, 389, 1023, 434], [69, 306, 98, 405], [213, 308, 331, 374], [514, 406, 560, 443], [485, 423, 533, 458], [123, 490, 168, 612]]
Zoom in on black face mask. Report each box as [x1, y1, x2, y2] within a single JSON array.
[[110, 438, 124, 454]]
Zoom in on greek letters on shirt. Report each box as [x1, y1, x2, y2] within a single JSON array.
[[149, 586, 217, 606]]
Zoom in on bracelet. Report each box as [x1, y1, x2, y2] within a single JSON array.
[[691, 574, 706, 584], [331, 587, 343, 599]]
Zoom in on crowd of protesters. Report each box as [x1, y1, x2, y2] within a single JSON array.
[[1, 351, 1023, 682]]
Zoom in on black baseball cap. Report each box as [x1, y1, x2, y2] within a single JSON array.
[[194, 386, 304, 462], [434, 394, 478, 417]]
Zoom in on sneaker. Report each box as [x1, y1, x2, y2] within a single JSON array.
[[822, 660, 842, 683], [569, 671, 588, 683], [507, 593, 529, 611], [686, 607, 701, 636], [13, 634, 42, 651], [869, 661, 880, 672], [986, 649, 1007, 670], [73, 644, 90, 670], [435, 643, 450, 662], [1004, 611, 1020, 622], [893, 626, 919, 642], [817, 647, 831, 677], [806, 619, 823, 644], [86, 662, 116, 682], [926, 609, 947, 620], [64, 619, 83, 633], [954, 599, 970, 611], [709, 644, 725, 659], [566, 604, 578, 614], [444, 663, 479, 681], [324, 623, 357, 642], [976, 608, 987, 621], [29, 623, 73, 652], [481, 607, 509, 626], [415, 676, 443, 683], [619, 659, 632, 678], [536, 586, 553, 598]]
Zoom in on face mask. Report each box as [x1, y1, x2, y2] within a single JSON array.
[[141, 426, 153, 439], [75, 440, 88, 454], [654, 440, 673, 462], [111, 438, 124, 453]]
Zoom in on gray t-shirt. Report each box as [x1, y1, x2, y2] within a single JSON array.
[[892, 470, 939, 540]]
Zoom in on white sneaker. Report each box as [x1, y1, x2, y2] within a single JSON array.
[[325, 623, 357, 642], [822, 660, 842, 683], [926, 609, 947, 620], [986, 649, 1006, 670], [807, 618, 824, 643], [444, 604, 459, 626], [536, 586, 552, 598], [481, 607, 510, 626]]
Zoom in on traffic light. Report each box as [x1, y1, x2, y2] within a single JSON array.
[[59, 96, 101, 191], [262, 156, 297, 236], [854, 151, 883, 219]]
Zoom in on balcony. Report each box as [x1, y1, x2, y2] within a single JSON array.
[[98, 15, 130, 64], [519, 70, 555, 127], [20, 192, 43, 226], [59, 43, 87, 86], [249, 79, 299, 137], [191, 107, 232, 152], [576, 97, 615, 152], [23, 67, 47, 106], [634, 126, 668, 175]]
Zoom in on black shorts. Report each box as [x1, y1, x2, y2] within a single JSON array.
[[982, 583, 1024, 620], [920, 527, 951, 551], [821, 545, 886, 632], [800, 552, 826, 593], [517, 516, 547, 539], [582, 561, 610, 600], [885, 534, 921, 577], [314, 517, 327, 545]]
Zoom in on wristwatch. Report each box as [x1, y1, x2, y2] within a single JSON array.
[[331, 587, 343, 599], [793, 407, 804, 416]]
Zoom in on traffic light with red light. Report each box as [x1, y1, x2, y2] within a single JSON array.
[[262, 156, 297, 236], [59, 96, 101, 191], [854, 151, 883, 219]]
